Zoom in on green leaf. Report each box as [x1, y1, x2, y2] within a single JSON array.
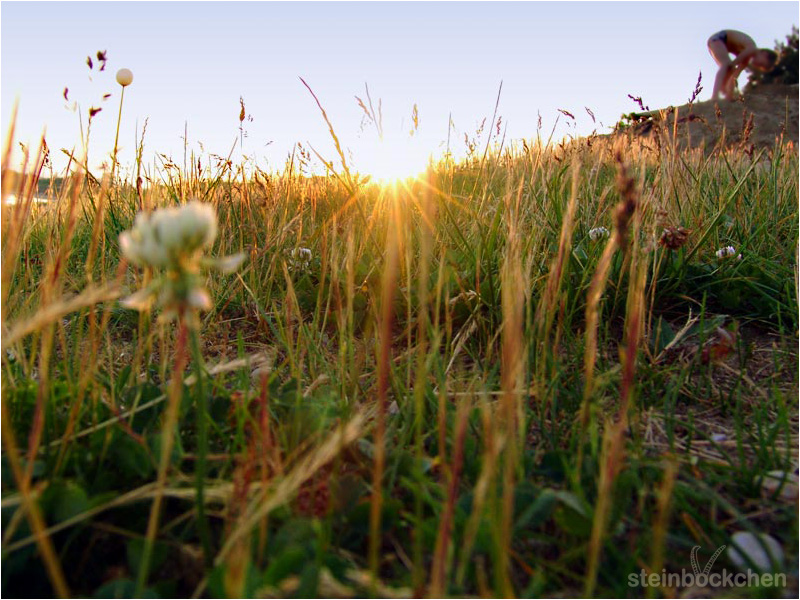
[[515, 488, 558, 531], [110, 433, 154, 480], [55, 481, 89, 522], [263, 546, 308, 586], [650, 316, 676, 355], [148, 431, 183, 467], [553, 491, 592, 538], [294, 562, 320, 598], [126, 538, 169, 575], [40, 481, 89, 523], [207, 564, 227, 598], [93, 578, 159, 599]]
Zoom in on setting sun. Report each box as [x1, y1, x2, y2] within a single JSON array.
[[354, 135, 432, 184]]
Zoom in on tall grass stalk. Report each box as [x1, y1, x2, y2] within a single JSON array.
[[411, 172, 435, 592], [135, 319, 189, 597], [1, 402, 71, 597], [111, 84, 126, 184], [497, 181, 527, 596], [189, 322, 213, 564], [369, 187, 400, 592], [585, 159, 644, 596]]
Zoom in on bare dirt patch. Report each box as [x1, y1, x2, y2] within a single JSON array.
[[621, 84, 799, 150]]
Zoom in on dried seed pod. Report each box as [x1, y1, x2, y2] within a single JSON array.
[[659, 226, 690, 250]]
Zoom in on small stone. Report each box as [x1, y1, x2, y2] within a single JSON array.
[[250, 350, 276, 384], [726, 531, 784, 573], [761, 470, 799, 502], [251, 364, 272, 383]]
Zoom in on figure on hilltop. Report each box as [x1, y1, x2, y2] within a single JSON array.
[[708, 29, 778, 101]]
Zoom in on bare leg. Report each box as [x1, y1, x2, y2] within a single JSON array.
[[708, 38, 732, 100], [723, 72, 737, 100]]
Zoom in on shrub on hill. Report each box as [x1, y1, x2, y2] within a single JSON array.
[[746, 26, 799, 90]]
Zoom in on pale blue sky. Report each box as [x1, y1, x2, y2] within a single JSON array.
[[2, 1, 797, 178]]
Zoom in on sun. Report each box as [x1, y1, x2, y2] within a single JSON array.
[[355, 136, 431, 185]]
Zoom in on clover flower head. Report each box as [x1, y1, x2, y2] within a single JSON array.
[[120, 201, 217, 270], [588, 226, 610, 241], [659, 226, 690, 250], [715, 246, 742, 260], [119, 200, 243, 319], [289, 247, 313, 271], [448, 289, 479, 306]]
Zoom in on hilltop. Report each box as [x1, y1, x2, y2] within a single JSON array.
[[618, 83, 799, 151]]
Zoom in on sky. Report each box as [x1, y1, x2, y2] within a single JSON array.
[[1, 1, 798, 180]]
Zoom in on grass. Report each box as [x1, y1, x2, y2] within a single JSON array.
[[1, 92, 798, 599]]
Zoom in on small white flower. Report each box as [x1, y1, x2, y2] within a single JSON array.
[[588, 227, 610, 241], [187, 288, 213, 312], [448, 290, 479, 306], [120, 201, 217, 270], [289, 247, 312, 271], [119, 200, 243, 319], [116, 68, 134, 87], [715, 246, 741, 260]]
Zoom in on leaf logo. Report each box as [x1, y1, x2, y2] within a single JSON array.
[[691, 545, 727, 577]]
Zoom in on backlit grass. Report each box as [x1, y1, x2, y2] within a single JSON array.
[[1, 94, 798, 598]]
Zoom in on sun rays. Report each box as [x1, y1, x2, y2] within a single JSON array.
[[354, 135, 432, 185]]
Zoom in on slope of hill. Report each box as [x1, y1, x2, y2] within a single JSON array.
[[619, 84, 798, 151]]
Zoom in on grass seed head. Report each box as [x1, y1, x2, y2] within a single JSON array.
[[613, 155, 638, 248]]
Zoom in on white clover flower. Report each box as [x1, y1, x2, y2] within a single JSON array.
[[448, 289, 479, 306], [588, 226, 610, 241], [119, 200, 244, 319], [715, 246, 742, 260], [289, 247, 312, 271], [120, 201, 217, 270], [116, 68, 133, 87]]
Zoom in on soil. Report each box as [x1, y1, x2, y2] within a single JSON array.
[[619, 84, 799, 150]]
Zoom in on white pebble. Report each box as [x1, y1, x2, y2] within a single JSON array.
[[761, 470, 799, 502], [726, 531, 784, 573]]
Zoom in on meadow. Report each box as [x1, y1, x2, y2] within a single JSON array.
[[1, 96, 798, 599]]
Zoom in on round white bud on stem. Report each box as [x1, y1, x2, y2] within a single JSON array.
[[116, 68, 134, 87]]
